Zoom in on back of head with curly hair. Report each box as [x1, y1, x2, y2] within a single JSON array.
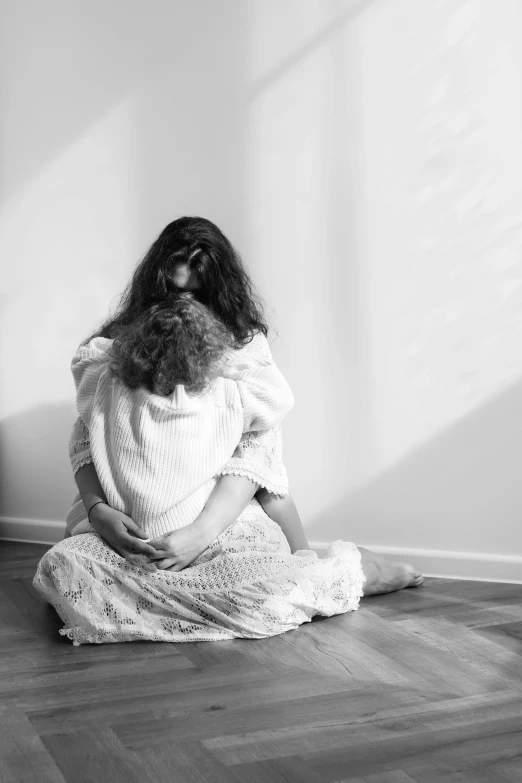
[[109, 293, 233, 396]]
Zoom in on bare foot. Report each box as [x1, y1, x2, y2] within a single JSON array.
[[358, 547, 424, 596]]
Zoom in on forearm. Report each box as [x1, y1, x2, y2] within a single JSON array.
[[256, 490, 309, 553], [74, 461, 107, 516], [194, 474, 260, 545]]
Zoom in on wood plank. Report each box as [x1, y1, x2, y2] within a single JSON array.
[[28, 665, 339, 735], [0, 541, 50, 563], [203, 691, 522, 766], [233, 755, 327, 782], [114, 684, 448, 750], [393, 616, 522, 688], [0, 645, 195, 699], [1, 577, 63, 641], [340, 773, 419, 783], [475, 622, 522, 656], [409, 765, 514, 782], [41, 728, 155, 783], [137, 740, 244, 783], [323, 609, 516, 696], [303, 721, 522, 780], [0, 706, 66, 783]]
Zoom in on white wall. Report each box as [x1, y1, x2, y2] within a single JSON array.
[[1, 0, 521, 565]]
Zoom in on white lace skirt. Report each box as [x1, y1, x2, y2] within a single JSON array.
[[33, 514, 365, 645]]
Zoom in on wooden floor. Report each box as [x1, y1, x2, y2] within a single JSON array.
[[1, 542, 521, 783]]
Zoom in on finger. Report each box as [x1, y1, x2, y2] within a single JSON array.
[[156, 558, 176, 569], [149, 549, 169, 560], [167, 563, 184, 572], [122, 535, 157, 556], [147, 537, 166, 549], [123, 518, 150, 539]]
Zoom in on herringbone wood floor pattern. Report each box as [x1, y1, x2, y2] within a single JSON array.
[[1, 541, 521, 782]]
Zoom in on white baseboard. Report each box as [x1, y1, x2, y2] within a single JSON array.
[[0, 517, 65, 546], [310, 542, 522, 584], [0, 520, 520, 584]]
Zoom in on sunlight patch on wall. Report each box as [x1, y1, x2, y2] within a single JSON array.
[[357, 0, 522, 471], [245, 0, 365, 91], [0, 96, 137, 419], [242, 0, 370, 525]]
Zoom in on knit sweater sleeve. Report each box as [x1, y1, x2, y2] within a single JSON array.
[[219, 333, 291, 497], [71, 337, 114, 429], [221, 333, 294, 432], [69, 338, 113, 476]]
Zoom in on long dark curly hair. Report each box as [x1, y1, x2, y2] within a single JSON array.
[[109, 293, 234, 396], [87, 216, 268, 347]]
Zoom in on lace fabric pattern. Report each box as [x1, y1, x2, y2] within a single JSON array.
[[220, 424, 288, 496], [33, 512, 365, 646], [69, 416, 92, 476]]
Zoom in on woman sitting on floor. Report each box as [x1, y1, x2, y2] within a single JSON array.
[[33, 216, 422, 645]]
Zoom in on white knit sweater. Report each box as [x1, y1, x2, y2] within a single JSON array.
[[67, 333, 293, 540]]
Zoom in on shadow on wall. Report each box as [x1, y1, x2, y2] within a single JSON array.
[[0, 403, 77, 522], [307, 378, 522, 557]]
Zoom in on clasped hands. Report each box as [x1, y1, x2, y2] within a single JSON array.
[[88, 504, 209, 572]]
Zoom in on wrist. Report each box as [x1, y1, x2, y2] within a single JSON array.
[[192, 514, 218, 546], [88, 501, 109, 526], [87, 500, 106, 519]]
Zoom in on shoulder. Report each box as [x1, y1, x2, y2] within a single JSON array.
[[71, 337, 114, 368], [74, 336, 114, 360]]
